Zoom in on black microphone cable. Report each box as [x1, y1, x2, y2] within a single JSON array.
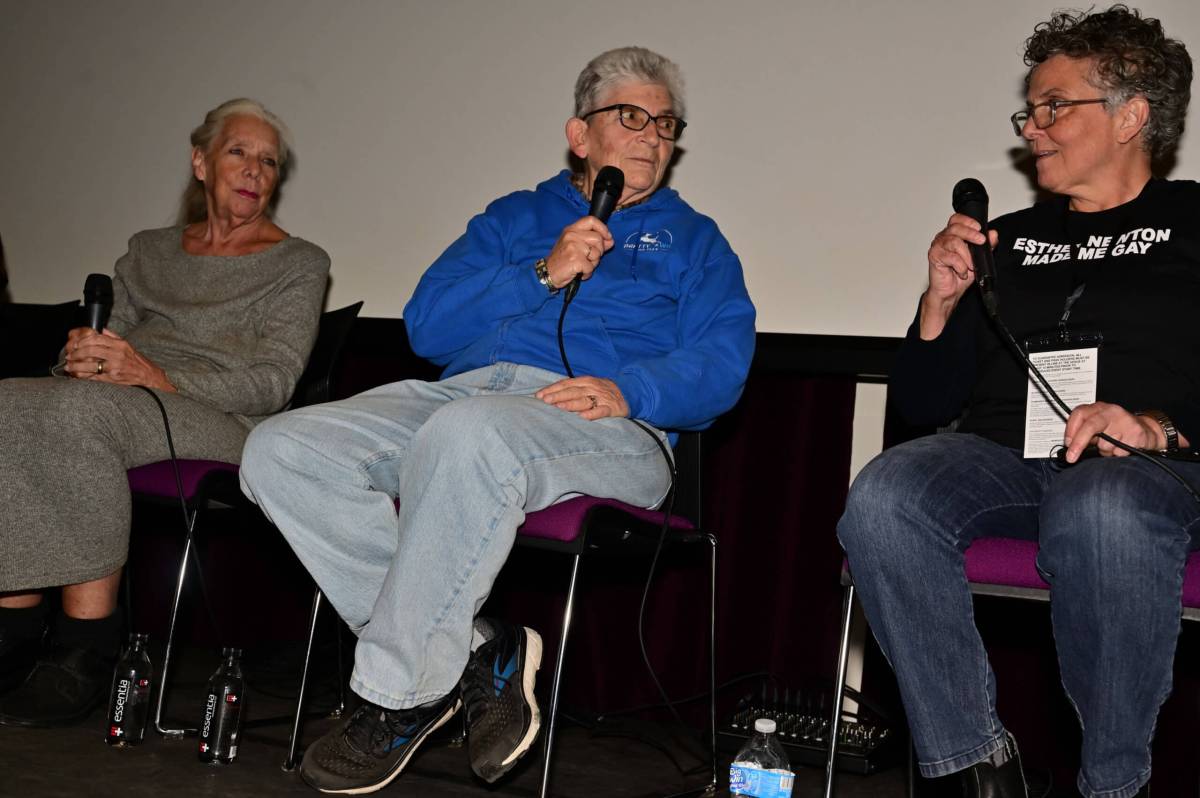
[[985, 306, 1200, 506], [554, 225, 692, 736], [81, 273, 223, 653], [953, 179, 1200, 506], [557, 304, 690, 733], [132, 385, 224, 643], [81, 275, 202, 564]]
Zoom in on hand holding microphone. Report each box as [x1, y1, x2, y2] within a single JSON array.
[[544, 166, 624, 301], [65, 273, 175, 391], [951, 178, 1000, 317], [64, 273, 113, 377], [920, 179, 1001, 337]]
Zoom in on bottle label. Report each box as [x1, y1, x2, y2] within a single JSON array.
[[729, 764, 794, 798]]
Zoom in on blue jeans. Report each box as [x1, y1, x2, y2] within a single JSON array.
[[837, 433, 1200, 797], [239, 363, 672, 709]]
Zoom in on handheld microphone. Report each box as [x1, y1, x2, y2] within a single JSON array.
[[951, 178, 999, 317], [84, 273, 113, 332], [564, 165, 624, 303]]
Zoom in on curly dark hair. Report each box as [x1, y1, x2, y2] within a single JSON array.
[[1024, 5, 1192, 159]]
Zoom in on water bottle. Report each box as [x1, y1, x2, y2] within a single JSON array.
[[104, 633, 153, 746], [729, 718, 795, 798], [198, 648, 245, 764]]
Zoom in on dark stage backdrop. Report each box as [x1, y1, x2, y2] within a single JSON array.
[[106, 315, 1200, 791], [315, 320, 868, 726]]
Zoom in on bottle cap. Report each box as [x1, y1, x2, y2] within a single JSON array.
[[754, 718, 776, 734]]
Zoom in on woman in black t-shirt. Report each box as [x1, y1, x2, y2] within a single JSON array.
[[839, 7, 1199, 797]]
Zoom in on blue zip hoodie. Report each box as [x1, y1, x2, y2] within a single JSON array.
[[404, 170, 756, 431]]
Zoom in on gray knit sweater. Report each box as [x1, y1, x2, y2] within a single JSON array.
[[107, 226, 330, 424]]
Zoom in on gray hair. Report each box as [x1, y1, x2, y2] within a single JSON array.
[[574, 46, 686, 119], [178, 98, 293, 225], [1024, 5, 1192, 160]]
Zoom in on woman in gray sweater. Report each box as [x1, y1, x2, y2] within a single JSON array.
[[0, 98, 329, 727]]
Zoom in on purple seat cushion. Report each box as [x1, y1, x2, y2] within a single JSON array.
[[128, 460, 239, 500], [517, 496, 695, 543], [963, 537, 1200, 610], [962, 538, 1048, 591], [1185, 556, 1200, 610]]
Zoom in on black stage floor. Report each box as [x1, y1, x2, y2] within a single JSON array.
[[0, 645, 910, 798]]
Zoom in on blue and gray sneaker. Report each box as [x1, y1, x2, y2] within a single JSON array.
[[462, 617, 543, 782], [299, 691, 460, 794]]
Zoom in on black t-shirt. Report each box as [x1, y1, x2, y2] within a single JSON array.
[[892, 177, 1200, 451]]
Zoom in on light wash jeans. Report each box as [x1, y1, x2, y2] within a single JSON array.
[[239, 363, 672, 710], [837, 433, 1200, 798]]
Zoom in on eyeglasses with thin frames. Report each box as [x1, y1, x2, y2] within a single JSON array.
[[581, 103, 687, 141], [1010, 98, 1109, 136]]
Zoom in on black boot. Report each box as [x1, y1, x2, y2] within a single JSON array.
[[959, 736, 1027, 798], [0, 644, 114, 726], [0, 606, 48, 694], [0, 610, 120, 727]]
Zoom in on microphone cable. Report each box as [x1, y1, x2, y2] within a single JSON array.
[[134, 385, 224, 641], [974, 256, 1200, 506], [556, 267, 692, 736], [953, 179, 1200, 506]]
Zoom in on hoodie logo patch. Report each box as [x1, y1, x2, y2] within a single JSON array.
[[624, 229, 673, 253]]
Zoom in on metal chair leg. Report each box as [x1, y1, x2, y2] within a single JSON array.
[[334, 619, 346, 716], [154, 512, 199, 738], [539, 553, 583, 798], [706, 534, 718, 794], [283, 588, 324, 771], [823, 583, 856, 798], [907, 733, 916, 798]]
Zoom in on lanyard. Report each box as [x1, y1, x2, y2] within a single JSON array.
[[1059, 282, 1086, 331]]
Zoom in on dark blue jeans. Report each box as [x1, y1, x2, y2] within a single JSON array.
[[838, 433, 1200, 797]]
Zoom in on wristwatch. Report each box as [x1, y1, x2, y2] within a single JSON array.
[[1137, 409, 1179, 452], [534, 258, 558, 295]]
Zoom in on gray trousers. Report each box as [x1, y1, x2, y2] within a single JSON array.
[[0, 377, 250, 592]]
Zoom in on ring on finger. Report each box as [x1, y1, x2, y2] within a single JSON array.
[[587, 394, 598, 410], [96, 359, 105, 375]]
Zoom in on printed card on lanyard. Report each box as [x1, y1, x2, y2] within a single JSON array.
[[1023, 329, 1102, 459]]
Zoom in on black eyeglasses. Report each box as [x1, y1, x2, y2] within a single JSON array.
[[581, 103, 687, 140], [1010, 98, 1109, 136]]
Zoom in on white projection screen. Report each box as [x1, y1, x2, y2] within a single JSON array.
[[3, 0, 1199, 339]]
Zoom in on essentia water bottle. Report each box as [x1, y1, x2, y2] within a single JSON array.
[[104, 633, 153, 746], [729, 718, 795, 798], [198, 648, 245, 764]]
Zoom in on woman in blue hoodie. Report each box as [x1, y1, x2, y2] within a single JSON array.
[[240, 46, 755, 795]]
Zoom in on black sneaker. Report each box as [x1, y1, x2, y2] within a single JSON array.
[[462, 618, 543, 783], [299, 692, 461, 794], [0, 645, 112, 727]]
